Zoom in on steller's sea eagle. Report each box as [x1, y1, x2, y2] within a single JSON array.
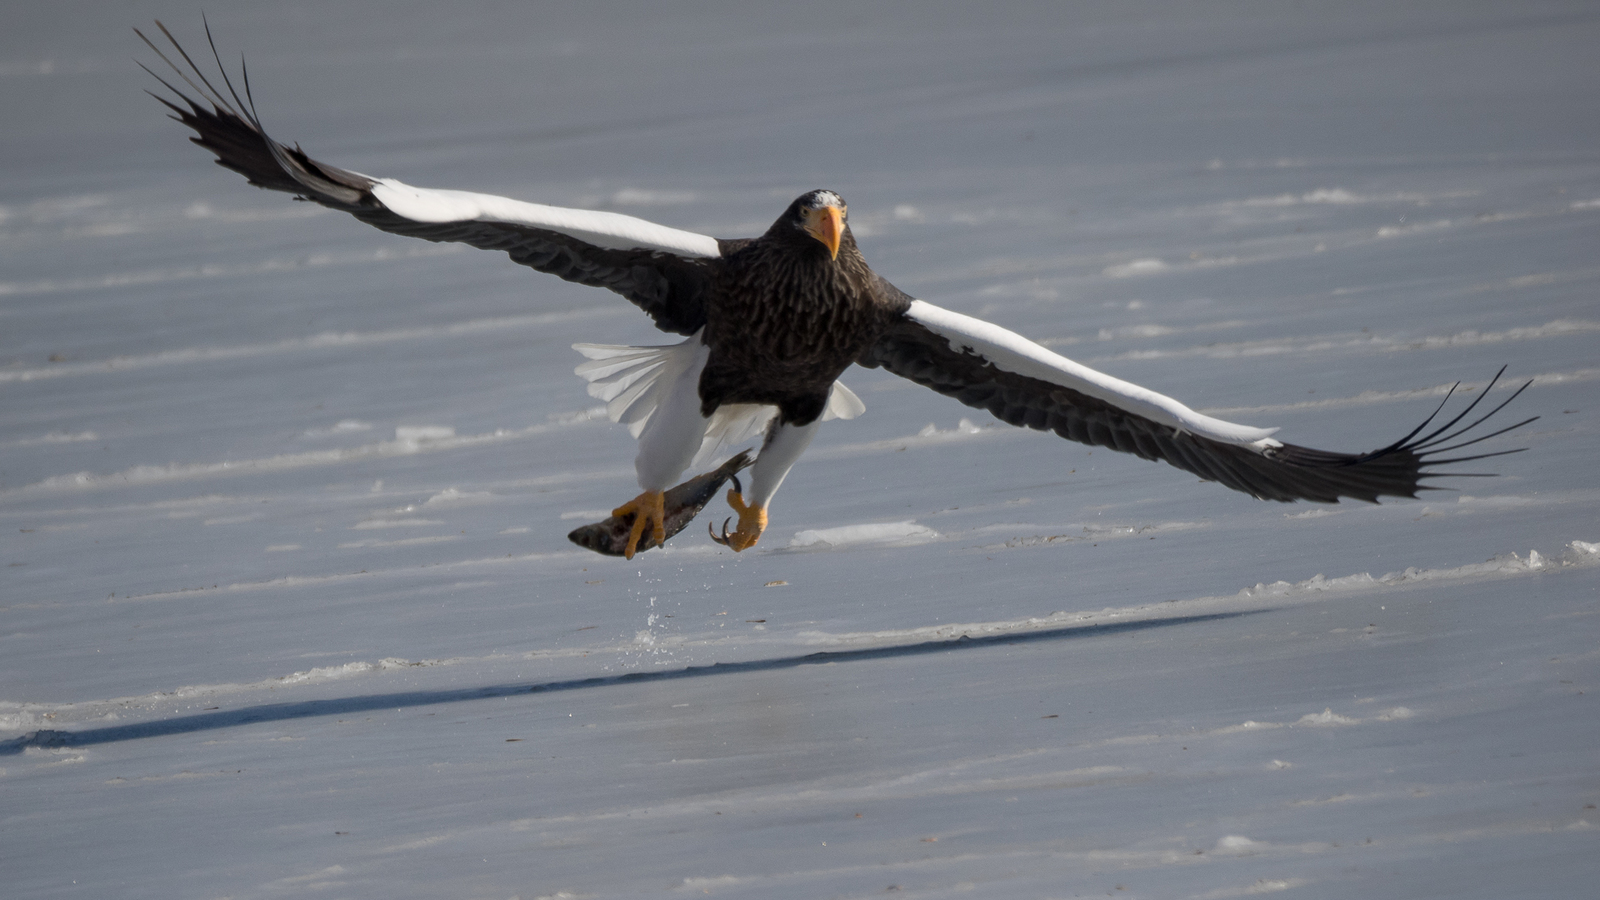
[[139, 22, 1534, 559]]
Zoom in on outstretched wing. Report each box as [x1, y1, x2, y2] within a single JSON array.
[[859, 298, 1535, 503], [138, 22, 720, 335]]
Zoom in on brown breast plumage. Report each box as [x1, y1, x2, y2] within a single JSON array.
[[698, 232, 903, 424]]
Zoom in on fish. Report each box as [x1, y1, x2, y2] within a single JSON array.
[[567, 451, 754, 557]]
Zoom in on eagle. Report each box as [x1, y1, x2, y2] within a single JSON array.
[[139, 23, 1533, 560]]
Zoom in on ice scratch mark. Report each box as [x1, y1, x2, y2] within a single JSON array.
[[421, 488, 497, 508], [1376, 219, 1453, 238], [969, 519, 1208, 550], [812, 417, 1006, 460], [351, 518, 445, 530], [269, 866, 346, 890], [1191, 876, 1309, 898], [1214, 835, 1267, 855], [1202, 366, 1598, 416], [1103, 321, 1600, 365], [608, 187, 699, 206], [0, 308, 615, 385], [1466, 266, 1600, 293], [1296, 708, 1360, 726], [1037, 319, 1254, 350], [301, 419, 372, 438], [0, 658, 455, 733], [337, 536, 459, 549], [1226, 187, 1473, 208], [5, 413, 607, 498], [1103, 258, 1169, 278], [0, 243, 461, 299], [787, 540, 1596, 650], [110, 547, 593, 603], [1, 431, 98, 448]]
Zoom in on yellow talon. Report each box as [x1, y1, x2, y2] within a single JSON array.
[[612, 490, 666, 560], [715, 489, 766, 552]]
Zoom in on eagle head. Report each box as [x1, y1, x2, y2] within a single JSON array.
[[785, 190, 848, 260]]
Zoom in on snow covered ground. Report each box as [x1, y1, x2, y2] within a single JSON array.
[[3, 2, 1597, 897]]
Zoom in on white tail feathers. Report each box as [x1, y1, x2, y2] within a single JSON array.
[[573, 337, 704, 439], [822, 377, 867, 421], [573, 333, 864, 467]]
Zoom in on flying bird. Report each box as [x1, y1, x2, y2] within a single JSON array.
[[139, 23, 1534, 559]]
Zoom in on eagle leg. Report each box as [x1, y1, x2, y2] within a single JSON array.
[[611, 490, 667, 560], [713, 489, 767, 552]]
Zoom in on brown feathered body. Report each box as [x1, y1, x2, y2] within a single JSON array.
[[701, 219, 908, 425]]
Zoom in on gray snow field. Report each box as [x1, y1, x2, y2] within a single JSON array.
[[2, 2, 1597, 897]]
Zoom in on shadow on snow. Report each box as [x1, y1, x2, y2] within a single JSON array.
[[2, 610, 1258, 754]]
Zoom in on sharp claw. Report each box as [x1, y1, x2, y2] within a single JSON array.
[[730, 473, 743, 495], [709, 517, 734, 546]]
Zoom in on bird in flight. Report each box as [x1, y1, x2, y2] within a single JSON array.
[[139, 22, 1534, 560]]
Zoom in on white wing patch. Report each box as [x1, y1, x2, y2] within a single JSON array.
[[573, 335, 864, 467], [370, 178, 722, 258], [905, 300, 1281, 448]]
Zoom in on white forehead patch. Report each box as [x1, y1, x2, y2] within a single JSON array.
[[803, 190, 845, 209]]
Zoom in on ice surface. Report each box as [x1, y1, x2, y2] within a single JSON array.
[[3, 2, 1598, 898]]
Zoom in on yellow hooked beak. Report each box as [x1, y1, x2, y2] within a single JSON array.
[[802, 205, 845, 260]]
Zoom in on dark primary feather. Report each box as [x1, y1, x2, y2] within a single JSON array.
[[138, 21, 714, 336], [859, 315, 1536, 503]]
